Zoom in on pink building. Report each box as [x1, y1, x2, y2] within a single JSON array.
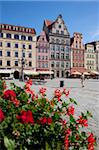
[[36, 31, 49, 72], [70, 32, 86, 73]]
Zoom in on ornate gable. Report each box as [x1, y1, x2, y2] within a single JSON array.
[[49, 15, 70, 36]]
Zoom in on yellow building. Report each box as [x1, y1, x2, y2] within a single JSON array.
[[0, 24, 36, 79], [85, 44, 96, 71]]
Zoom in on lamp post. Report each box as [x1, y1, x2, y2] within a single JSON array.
[[20, 49, 25, 82]]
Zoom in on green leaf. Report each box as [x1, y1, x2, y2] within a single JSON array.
[[70, 115, 76, 124]]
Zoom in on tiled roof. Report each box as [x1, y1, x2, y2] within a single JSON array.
[[45, 20, 53, 27]]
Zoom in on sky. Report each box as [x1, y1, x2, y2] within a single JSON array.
[[0, 1, 99, 43]]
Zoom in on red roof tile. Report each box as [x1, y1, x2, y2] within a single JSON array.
[[45, 20, 53, 27]]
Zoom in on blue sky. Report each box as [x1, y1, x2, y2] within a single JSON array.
[[0, 1, 99, 43]]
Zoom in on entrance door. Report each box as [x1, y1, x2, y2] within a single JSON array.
[[14, 71, 19, 79]]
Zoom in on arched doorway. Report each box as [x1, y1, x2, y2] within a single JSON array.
[[14, 71, 19, 79], [66, 71, 69, 78]]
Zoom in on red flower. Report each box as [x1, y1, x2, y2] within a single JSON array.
[[87, 133, 96, 144], [63, 88, 70, 97], [39, 87, 46, 96], [39, 117, 47, 124], [77, 116, 88, 127], [0, 108, 5, 122], [3, 90, 16, 100], [54, 89, 62, 101], [67, 106, 74, 116], [16, 110, 34, 124], [39, 117, 52, 125], [64, 135, 69, 150], [47, 117, 52, 125], [26, 79, 32, 86]]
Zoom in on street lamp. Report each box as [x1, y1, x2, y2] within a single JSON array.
[[20, 49, 26, 82]]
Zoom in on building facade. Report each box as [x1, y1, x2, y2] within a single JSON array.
[[36, 31, 49, 72], [84, 43, 96, 71], [0, 24, 36, 78], [88, 41, 99, 72], [43, 14, 70, 78], [70, 32, 85, 73]]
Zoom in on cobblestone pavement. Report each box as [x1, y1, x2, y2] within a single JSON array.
[[6, 78, 99, 149]]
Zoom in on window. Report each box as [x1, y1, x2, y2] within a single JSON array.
[[15, 43, 18, 48], [6, 33, 11, 39], [66, 47, 69, 53], [7, 51, 10, 57], [66, 40, 70, 46], [61, 46, 64, 51], [56, 39, 59, 43], [38, 56, 40, 60], [42, 56, 44, 60], [45, 63, 48, 68], [29, 61, 32, 67], [51, 62, 54, 67], [38, 62, 40, 68], [66, 55, 69, 60], [52, 45, 55, 51], [46, 56, 48, 60], [56, 62, 60, 67], [7, 43, 11, 47], [56, 53, 59, 59], [51, 53, 54, 59], [0, 42, 2, 47], [22, 44, 26, 49], [56, 30, 59, 34], [7, 60, 10, 66], [28, 36, 32, 41], [61, 31, 64, 35], [0, 51, 2, 56], [42, 63, 44, 68], [15, 61, 18, 66], [15, 52, 18, 57], [61, 62, 64, 67], [66, 62, 69, 68], [38, 49, 40, 52], [42, 49, 44, 53], [14, 34, 19, 40], [0, 33, 3, 38], [0, 60, 2, 66], [29, 45, 32, 49], [61, 53, 64, 59], [22, 52, 25, 58], [61, 39, 64, 44], [56, 46, 60, 51], [29, 52, 32, 58], [59, 25, 61, 28], [21, 35, 26, 40]]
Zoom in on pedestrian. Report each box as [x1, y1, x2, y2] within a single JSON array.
[[80, 73, 85, 88]]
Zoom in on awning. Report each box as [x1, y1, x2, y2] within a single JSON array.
[[71, 71, 81, 75], [90, 71, 99, 75], [23, 70, 39, 75], [0, 69, 12, 74], [83, 72, 90, 75], [38, 71, 54, 74]]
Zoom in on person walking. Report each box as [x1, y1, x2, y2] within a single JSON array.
[[80, 73, 85, 88]]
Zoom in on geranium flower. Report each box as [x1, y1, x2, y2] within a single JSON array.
[[67, 106, 75, 116], [77, 116, 88, 127], [63, 88, 70, 97], [0, 108, 5, 122], [16, 110, 34, 124], [54, 89, 62, 101], [39, 87, 46, 96], [3, 90, 16, 100]]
